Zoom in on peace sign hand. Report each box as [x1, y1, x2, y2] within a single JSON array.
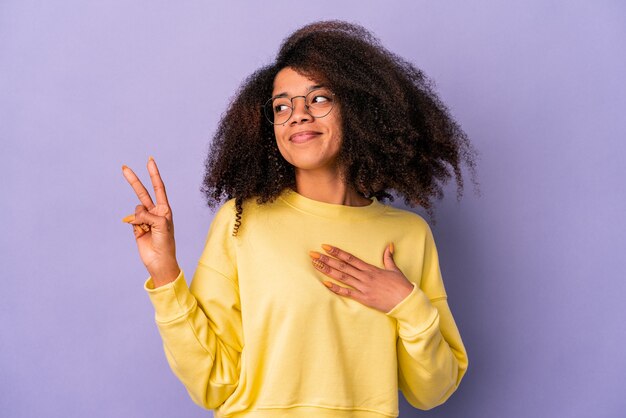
[[122, 157, 180, 287], [309, 244, 415, 313]]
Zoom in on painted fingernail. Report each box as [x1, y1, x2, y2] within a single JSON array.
[[389, 242, 394, 255], [312, 259, 324, 269], [122, 214, 135, 223], [148, 156, 155, 162], [322, 281, 333, 289], [122, 165, 128, 171], [321, 244, 333, 252], [309, 251, 321, 259]]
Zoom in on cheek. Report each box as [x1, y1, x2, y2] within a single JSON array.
[[273, 126, 290, 159], [274, 124, 288, 143], [328, 119, 343, 149]]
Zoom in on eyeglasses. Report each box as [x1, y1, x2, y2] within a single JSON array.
[[263, 88, 335, 125]]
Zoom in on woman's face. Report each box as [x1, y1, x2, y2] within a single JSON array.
[[271, 67, 342, 173]]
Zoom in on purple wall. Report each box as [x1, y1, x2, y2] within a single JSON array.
[[1, 1, 625, 417]]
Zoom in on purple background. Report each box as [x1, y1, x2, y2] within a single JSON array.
[[1, 1, 625, 417]]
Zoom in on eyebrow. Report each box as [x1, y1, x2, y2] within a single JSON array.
[[272, 85, 324, 99]]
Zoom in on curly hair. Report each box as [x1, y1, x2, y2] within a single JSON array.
[[201, 20, 478, 236]]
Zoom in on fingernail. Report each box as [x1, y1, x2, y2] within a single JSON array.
[[122, 165, 128, 171], [309, 251, 321, 259], [321, 244, 333, 252], [389, 242, 394, 255], [148, 156, 155, 162], [322, 281, 333, 289], [122, 214, 135, 223]]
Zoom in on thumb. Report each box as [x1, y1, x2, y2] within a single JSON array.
[[383, 243, 400, 271], [133, 205, 166, 231]]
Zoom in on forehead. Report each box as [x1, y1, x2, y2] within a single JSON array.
[[272, 67, 321, 95]]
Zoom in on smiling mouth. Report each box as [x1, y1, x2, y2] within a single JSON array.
[[290, 131, 321, 143]]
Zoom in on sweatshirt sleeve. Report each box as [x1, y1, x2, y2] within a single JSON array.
[[144, 200, 242, 410], [385, 222, 468, 410]]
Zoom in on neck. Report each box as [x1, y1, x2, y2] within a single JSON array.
[[293, 166, 372, 207]]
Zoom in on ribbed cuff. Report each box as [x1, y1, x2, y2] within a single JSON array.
[[385, 283, 439, 336], [144, 270, 197, 323]]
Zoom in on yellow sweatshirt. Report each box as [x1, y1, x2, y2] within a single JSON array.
[[144, 188, 468, 417]]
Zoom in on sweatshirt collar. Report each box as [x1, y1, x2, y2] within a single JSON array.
[[277, 188, 387, 220]]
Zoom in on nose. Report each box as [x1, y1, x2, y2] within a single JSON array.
[[289, 96, 311, 125]]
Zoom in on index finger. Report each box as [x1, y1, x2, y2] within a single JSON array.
[[320, 244, 372, 271], [147, 157, 170, 207], [122, 165, 155, 210]]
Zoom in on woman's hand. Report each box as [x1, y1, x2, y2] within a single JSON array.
[[122, 157, 180, 287], [309, 244, 415, 313]]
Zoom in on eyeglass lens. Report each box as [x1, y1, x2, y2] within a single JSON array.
[[264, 88, 334, 125]]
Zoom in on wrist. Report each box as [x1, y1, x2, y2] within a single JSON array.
[[150, 264, 181, 288], [394, 281, 415, 305]]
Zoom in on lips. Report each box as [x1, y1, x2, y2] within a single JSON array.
[[289, 131, 321, 143]]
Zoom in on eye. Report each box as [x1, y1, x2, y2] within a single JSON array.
[[308, 88, 334, 106], [274, 103, 290, 113], [311, 94, 331, 104]]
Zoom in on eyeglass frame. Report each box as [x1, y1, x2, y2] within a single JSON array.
[[262, 88, 336, 125]]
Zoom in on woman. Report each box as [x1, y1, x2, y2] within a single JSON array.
[[123, 21, 476, 418]]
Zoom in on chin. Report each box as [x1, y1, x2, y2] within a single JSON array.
[[288, 160, 324, 171], [289, 157, 340, 172]]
